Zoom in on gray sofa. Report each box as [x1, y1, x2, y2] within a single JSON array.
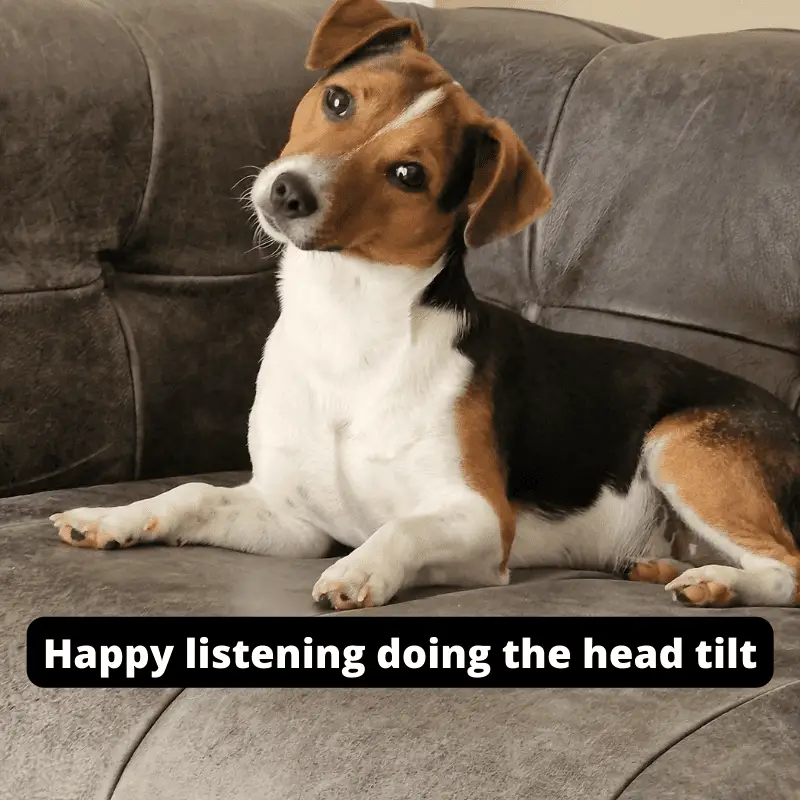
[[2, 0, 799, 797]]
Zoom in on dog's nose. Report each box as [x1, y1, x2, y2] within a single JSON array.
[[270, 172, 319, 219]]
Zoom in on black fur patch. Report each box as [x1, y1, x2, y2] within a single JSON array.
[[326, 26, 416, 76], [420, 226, 800, 523], [419, 220, 476, 315], [437, 126, 485, 214]]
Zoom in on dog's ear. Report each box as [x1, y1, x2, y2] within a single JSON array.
[[463, 118, 552, 249], [305, 0, 425, 72]]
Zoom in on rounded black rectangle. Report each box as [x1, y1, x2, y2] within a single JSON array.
[[26, 615, 774, 689]]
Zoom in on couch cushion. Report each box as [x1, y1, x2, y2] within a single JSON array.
[[110, 579, 798, 800], [620, 680, 800, 799], [535, 30, 800, 407], [3, 476, 798, 800], [0, 474, 323, 800]]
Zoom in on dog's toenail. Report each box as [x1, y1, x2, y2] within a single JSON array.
[[70, 529, 86, 542], [103, 540, 120, 550]]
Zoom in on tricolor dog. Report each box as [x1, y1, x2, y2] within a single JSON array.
[[52, 0, 800, 610]]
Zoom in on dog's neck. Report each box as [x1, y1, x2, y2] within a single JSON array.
[[277, 226, 476, 317], [274, 237, 476, 375], [278, 245, 443, 320]]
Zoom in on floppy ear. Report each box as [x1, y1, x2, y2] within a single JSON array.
[[464, 118, 552, 249], [306, 0, 425, 71]]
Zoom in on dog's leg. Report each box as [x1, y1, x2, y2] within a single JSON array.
[[623, 558, 692, 585], [51, 482, 332, 557], [644, 412, 800, 608], [312, 496, 506, 610]]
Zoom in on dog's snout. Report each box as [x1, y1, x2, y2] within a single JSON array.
[[270, 172, 319, 219]]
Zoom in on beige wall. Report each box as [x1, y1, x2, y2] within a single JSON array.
[[435, 0, 800, 38]]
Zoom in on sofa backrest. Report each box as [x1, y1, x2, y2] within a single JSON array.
[[2, 0, 798, 496], [1, 0, 320, 495]]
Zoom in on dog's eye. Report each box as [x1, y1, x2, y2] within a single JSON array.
[[387, 162, 427, 192], [323, 86, 354, 120]]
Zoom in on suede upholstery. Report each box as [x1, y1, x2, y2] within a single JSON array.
[[2, 1, 799, 798]]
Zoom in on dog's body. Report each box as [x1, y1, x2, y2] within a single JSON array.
[[52, 0, 800, 609]]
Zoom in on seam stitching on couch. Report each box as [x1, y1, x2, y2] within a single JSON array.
[[0, 270, 277, 294], [0, 443, 116, 498], [103, 284, 145, 479], [459, 6, 649, 44], [100, 688, 185, 800], [0, 276, 104, 297], [532, 44, 618, 297], [549, 303, 800, 357], [537, 13, 632, 44], [83, 0, 158, 251], [112, 270, 278, 284], [611, 678, 800, 799], [80, 0, 159, 481]]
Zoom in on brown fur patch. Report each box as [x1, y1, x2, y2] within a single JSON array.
[[455, 377, 515, 572], [647, 411, 800, 572], [305, 0, 425, 72], [463, 116, 552, 248], [626, 559, 682, 585]]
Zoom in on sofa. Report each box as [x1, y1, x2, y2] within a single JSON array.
[[2, 0, 799, 797]]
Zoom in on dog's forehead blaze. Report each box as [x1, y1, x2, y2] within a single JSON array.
[[282, 48, 464, 159], [310, 101, 472, 268]]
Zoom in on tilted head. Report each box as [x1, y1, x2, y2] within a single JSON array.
[[251, 0, 552, 268]]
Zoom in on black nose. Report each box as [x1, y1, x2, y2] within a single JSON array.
[[270, 172, 319, 219]]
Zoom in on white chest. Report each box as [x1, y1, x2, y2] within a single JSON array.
[[247, 248, 472, 547]]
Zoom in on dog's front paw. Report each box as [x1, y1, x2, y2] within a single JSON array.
[[50, 506, 160, 550], [665, 565, 739, 607], [312, 555, 402, 611]]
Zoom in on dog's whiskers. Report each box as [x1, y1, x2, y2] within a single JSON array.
[[231, 175, 258, 193]]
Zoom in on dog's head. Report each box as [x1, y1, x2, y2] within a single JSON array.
[[251, 0, 551, 268]]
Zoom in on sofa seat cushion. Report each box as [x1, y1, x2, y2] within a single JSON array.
[[3, 475, 798, 799], [1, 474, 326, 800], [109, 583, 799, 800]]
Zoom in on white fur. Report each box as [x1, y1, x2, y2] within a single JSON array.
[[342, 86, 449, 162], [53, 246, 508, 606], [250, 154, 331, 248], [509, 479, 669, 573], [373, 86, 446, 138], [250, 248, 474, 544], [665, 564, 795, 606]]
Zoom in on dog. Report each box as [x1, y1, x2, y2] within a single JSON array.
[[51, 0, 800, 610]]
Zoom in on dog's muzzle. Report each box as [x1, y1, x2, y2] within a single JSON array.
[[251, 155, 330, 249]]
